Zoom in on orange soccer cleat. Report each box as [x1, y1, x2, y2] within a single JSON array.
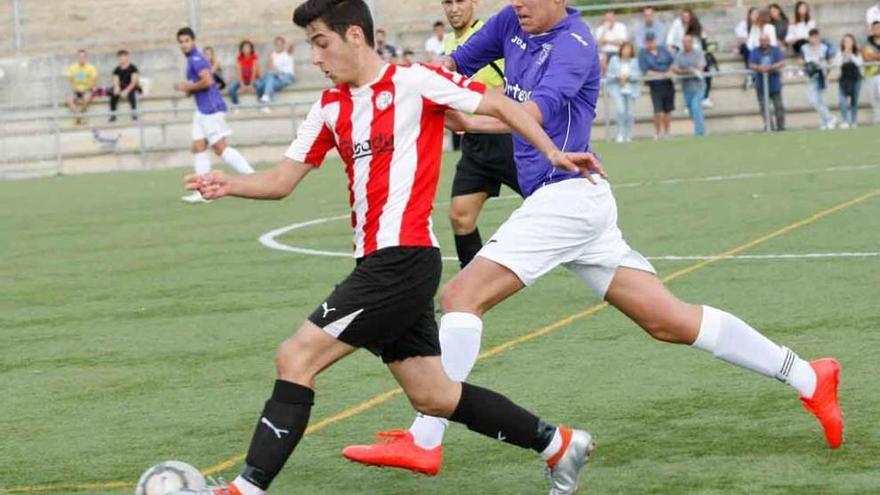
[[342, 429, 443, 475], [800, 358, 843, 449]]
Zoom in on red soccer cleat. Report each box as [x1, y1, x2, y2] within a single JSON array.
[[342, 429, 443, 475], [800, 358, 843, 449]]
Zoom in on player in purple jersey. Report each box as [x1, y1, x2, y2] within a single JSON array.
[[344, 0, 842, 480], [175, 27, 255, 204]]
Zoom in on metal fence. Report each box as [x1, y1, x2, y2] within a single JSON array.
[[2, 63, 877, 180], [0, 98, 310, 179]]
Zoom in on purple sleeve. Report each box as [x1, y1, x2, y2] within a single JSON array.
[[190, 55, 211, 75], [530, 33, 597, 123], [450, 8, 512, 77]]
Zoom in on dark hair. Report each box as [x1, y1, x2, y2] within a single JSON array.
[[176, 27, 196, 40], [116, 49, 129, 57], [433, 21, 445, 28], [682, 9, 702, 37], [293, 0, 375, 48], [794, 1, 811, 23], [619, 41, 635, 58], [768, 3, 789, 22], [403, 49, 415, 56], [840, 34, 859, 53], [77, 48, 86, 54], [808, 28, 820, 37], [746, 7, 759, 31], [239, 40, 255, 56]]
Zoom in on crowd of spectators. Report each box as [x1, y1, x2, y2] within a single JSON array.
[[733, 1, 880, 130], [61, 3, 880, 135], [595, 1, 880, 139]]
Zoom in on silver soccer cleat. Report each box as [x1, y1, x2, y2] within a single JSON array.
[[168, 476, 235, 495], [546, 429, 595, 495]]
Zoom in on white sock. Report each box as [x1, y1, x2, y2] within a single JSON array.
[[693, 306, 817, 398], [194, 151, 211, 175], [231, 476, 265, 495], [540, 427, 564, 461], [221, 147, 254, 174], [409, 312, 483, 450]]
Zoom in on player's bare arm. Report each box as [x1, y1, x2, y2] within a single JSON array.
[[185, 158, 312, 200]]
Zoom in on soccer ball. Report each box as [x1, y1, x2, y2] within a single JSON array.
[[135, 461, 206, 495]]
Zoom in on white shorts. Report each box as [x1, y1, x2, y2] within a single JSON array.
[[191, 111, 232, 146], [477, 178, 656, 298]]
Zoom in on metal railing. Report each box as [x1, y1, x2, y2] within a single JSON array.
[[2, 64, 878, 179], [598, 62, 880, 141], [0, 98, 310, 176]]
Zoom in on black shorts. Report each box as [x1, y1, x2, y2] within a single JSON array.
[[308, 246, 442, 363], [451, 132, 521, 198], [649, 81, 675, 114]]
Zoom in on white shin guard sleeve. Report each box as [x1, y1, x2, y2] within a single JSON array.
[[693, 306, 816, 397], [221, 147, 255, 174], [409, 312, 483, 450], [194, 152, 211, 175]]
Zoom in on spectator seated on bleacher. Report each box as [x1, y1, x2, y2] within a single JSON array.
[[256, 36, 296, 112], [867, 2, 880, 31], [424, 21, 448, 64], [65, 49, 98, 125], [229, 40, 261, 111], [786, 1, 816, 57], [109, 49, 142, 122], [376, 28, 398, 63], [204, 46, 227, 91], [633, 7, 666, 52], [596, 11, 629, 72]]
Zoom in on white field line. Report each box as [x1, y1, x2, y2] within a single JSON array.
[[258, 164, 880, 260]]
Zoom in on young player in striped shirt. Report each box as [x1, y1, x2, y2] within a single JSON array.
[[180, 1, 607, 494], [344, 0, 843, 481]]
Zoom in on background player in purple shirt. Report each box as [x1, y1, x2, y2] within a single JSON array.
[[175, 27, 255, 204], [346, 0, 842, 480]]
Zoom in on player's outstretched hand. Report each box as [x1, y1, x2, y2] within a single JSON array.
[[548, 151, 608, 184], [185, 170, 231, 200]]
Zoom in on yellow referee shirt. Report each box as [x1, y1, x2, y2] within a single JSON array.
[[444, 20, 505, 89]]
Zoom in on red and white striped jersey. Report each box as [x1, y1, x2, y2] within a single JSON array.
[[286, 63, 487, 258]]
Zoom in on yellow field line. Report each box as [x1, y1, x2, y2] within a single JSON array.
[[3, 189, 877, 495]]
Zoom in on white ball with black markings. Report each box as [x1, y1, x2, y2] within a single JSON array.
[[135, 460, 206, 495]]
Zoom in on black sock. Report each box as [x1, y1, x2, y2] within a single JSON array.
[[448, 382, 546, 450], [240, 380, 314, 490], [532, 419, 558, 453], [454, 228, 483, 269]]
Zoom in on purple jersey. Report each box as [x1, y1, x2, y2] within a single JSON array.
[[451, 7, 601, 197], [187, 48, 227, 114]]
